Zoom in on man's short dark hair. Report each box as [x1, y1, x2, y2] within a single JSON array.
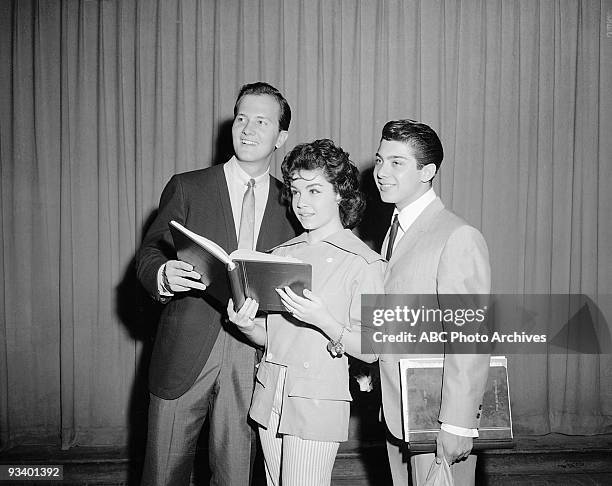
[[234, 82, 291, 131], [281, 139, 365, 229], [381, 119, 444, 173]]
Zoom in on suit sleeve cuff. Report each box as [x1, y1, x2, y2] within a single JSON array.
[[440, 423, 479, 438], [157, 264, 174, 301]]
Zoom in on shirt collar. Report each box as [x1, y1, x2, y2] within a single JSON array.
[[228, 156, 270, 186], [272, 229, 384, 264], [394, 187, 436, 231]]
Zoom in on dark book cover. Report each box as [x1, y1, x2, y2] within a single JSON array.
[[229, 260, 312, 312], [169, 223, 227, 288]]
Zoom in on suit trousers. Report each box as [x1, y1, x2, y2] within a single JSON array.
[[386, 437, 476, 485], [140, 327, 257, 486]]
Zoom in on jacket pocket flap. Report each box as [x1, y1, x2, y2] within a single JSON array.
[[288, 377, 352, 401], [255, 364, 272, 387]]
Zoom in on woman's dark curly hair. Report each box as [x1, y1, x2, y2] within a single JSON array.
[[281, 139, 365, 229]]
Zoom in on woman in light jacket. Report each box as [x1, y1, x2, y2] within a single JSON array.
[[227, 139, 385, 486]]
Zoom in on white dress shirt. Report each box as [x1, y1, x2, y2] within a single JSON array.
[[382, 188, 437, 258], [383, 187, 478, 438], [224, 156, 270, 242]]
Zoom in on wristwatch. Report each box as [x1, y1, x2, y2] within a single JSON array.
[[327, 326, 348, 358]]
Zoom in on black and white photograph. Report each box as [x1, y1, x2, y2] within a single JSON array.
[[1, 1, 611, 485]]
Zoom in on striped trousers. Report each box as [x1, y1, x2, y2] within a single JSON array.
[[258, 367, 339, 486]]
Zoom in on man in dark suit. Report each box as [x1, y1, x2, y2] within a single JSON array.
[[374, 120, 490, 485], [136, 82, 296, 485]]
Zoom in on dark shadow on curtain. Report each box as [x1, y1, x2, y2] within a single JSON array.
[[212, 118, 235, 166], [115, 210, 163, 485], [357, 165, 394, 251], [348, 360, 393, 485]]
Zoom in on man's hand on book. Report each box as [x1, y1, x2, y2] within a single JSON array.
[[163, 260, 207, 292]]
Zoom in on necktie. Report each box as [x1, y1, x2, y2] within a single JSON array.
[[238, 179, 256, 249], [385, 214, 400, 260]]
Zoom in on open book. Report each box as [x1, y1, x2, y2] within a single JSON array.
[[169, 220, 312, 312]]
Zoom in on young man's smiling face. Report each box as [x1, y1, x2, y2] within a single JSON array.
[[232, 94, 288, 170], [374, 139, 434, 210]]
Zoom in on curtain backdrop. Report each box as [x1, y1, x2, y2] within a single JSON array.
[[1, 0, 611, 449]]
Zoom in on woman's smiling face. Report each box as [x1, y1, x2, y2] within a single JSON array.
[[290, 169, 342, 239]]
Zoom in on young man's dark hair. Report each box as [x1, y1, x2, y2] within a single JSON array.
[[381, 119, 444, 173]]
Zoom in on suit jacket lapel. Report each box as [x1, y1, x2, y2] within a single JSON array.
[[214, 166, 238, 251], [256, 176, 283, 251], [388, 198, 445, 265]]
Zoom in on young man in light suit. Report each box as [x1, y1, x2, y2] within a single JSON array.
[[373, 119, 491, 485], [136, 82, 297, 485]]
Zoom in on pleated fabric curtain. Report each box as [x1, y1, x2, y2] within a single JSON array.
[[1, 0, 611, 449]]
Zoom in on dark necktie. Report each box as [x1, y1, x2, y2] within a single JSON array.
[[238, 178, 256, 249], [385, 214, 400, 260]]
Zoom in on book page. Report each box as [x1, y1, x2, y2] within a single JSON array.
[[229, 249, 303, 263], [170, 220, 233, 266]]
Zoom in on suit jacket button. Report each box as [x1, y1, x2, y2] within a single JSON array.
[[476, 413, 481, 419]]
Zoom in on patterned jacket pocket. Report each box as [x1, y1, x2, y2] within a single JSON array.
[[255, 363, 272, 387]]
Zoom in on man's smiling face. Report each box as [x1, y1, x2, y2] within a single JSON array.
[[232, 94, 287, 167], [374, 139, 433, 210]]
